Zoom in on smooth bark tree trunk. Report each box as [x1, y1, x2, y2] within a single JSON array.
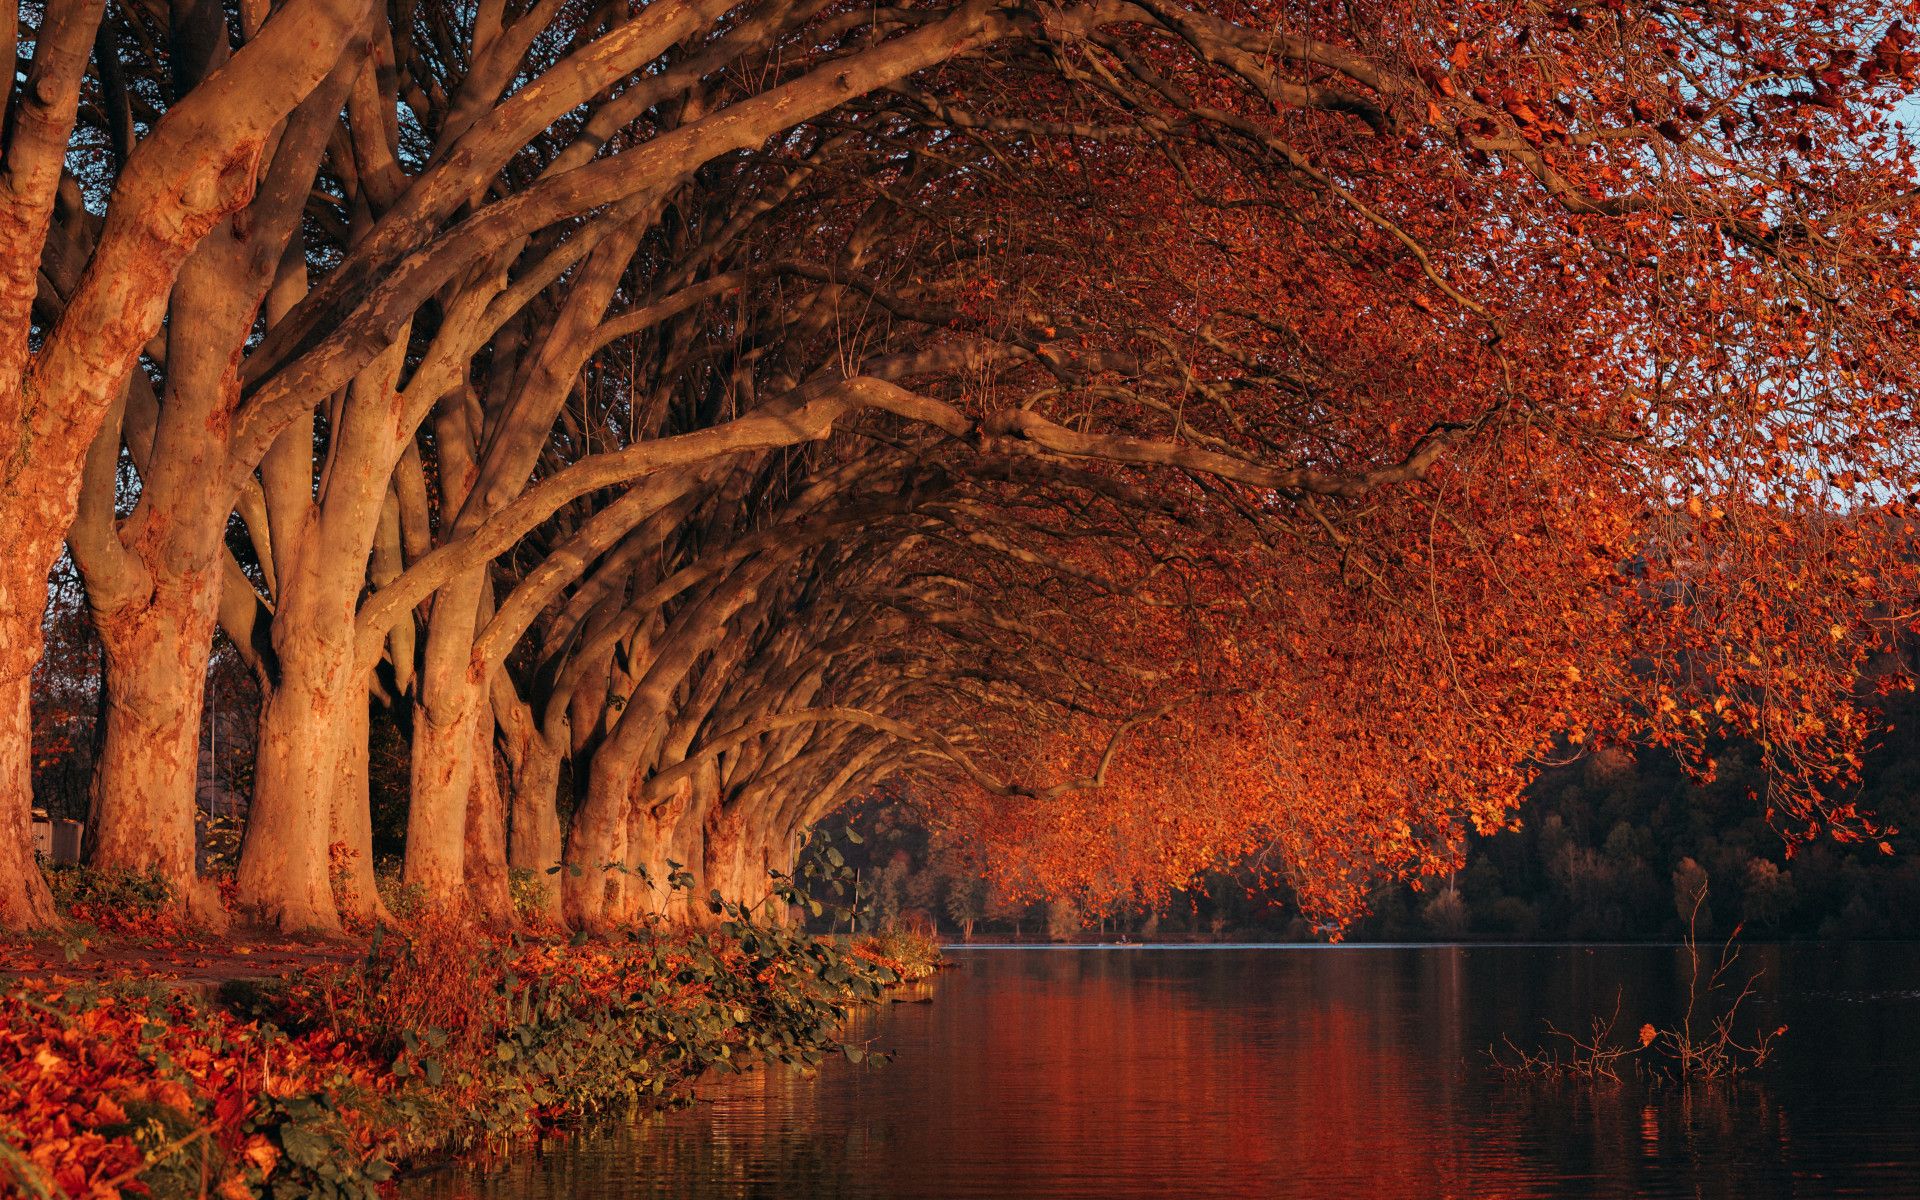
[[704, 804, 754, 914], [504, 718, 564, 924], [235, 551, 354, 931], [0, 546, 59, 928], [750, 822, 794, 921], [405, 687, 478, 905], [565, 741, 644, 929], [671, 803, 704, 923], [464, 708, 513, 923], [697, 761, 733, 913], [606, 806, 632, 925], [239, 333, 411, 931], [328, 685, 388, 923], [70, 161, 297, 930], [743, 825, 781, 916], [406, 569, 490, 907], [606, 796, 648, 927], [241, 678, 349, 930], [632, 780, 694, 918], [0, 0, 368, 933], [87, 570, 227, 924]]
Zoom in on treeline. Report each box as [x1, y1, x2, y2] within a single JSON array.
[[1348, 712, 1920, 943], [829, 694, 1920, 943]]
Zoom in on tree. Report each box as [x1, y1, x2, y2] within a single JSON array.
[[943, 873, 987, 943], [11, 0, 1920, 938], [0, 0, 370, 926]]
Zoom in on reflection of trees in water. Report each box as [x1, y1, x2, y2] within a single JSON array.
[[575, 1117, 867, 1200], [432, 1081, 1807, 1200], [1489, 1083, 1794, 1200], [411, 1090, 871, 1200], [413, 948, 1920, 1200]]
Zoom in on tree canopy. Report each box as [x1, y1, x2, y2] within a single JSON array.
[[4, 0, 1920, 932]]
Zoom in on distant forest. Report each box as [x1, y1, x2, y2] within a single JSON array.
[[826, 692, 1920, 944]]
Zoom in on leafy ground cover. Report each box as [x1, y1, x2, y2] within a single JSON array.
[[0, 869, 940, 1198]]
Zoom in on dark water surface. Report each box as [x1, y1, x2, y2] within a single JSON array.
[[412, 944, 1920, 1199]]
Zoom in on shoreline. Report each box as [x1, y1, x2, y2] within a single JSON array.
[[1, 919, 941, 1199]]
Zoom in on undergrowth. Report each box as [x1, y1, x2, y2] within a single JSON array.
[[2, 882, 942, 1198], [41, 864, 184, 940]]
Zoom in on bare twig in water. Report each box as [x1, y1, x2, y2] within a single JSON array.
[[1491, 884, 1785, 1084]]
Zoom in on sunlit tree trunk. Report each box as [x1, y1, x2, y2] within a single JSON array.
[[675, 760, 727, 925], [605, 793, 649, 927], [566, 740, 643, 929], [0, 0, 368, 932], [76, 57, 355, 920], [237, 555, 354, 932], [71, 368, 232, 929], [86, 569, 225, 923], [659, 781, 709, 926], [704, 804, 754, 914], [239, 326, 413, 930], [328, 684, 389, 923], [500, 690, 564, 924], [0, 545, 61, 928], [405, 659, 483, 908], [631, 780, 693, 918], [464, 704, 513, 923]]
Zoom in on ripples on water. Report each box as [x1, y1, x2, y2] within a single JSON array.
[[410, 944, 1920, 1199]]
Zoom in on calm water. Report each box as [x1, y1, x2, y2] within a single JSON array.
[[412, 944, 1920, 1199]]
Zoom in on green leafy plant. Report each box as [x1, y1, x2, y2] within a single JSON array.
[[507, 868, 549, 922], [373, 861, 428, 922], [6, 855, 942, 1196], [43, 863, 182, 936]]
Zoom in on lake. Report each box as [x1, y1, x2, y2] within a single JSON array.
[[409, 943, 1920, 1198]]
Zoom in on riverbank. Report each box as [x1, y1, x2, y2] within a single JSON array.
[[402, 942, 1920, 1200], [1, 907, 939, 1198]]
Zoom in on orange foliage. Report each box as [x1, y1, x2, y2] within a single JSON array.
[[0, 984, 381, 1198], [1, 920, 929, 1194], [893, 0, 1920, 925]]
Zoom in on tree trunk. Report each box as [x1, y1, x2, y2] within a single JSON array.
[[704, 805, 755, 914], [236, 595, 352, 932], [564, 742, 642, 929], [747, 825, 782, 916], [606, 795, 649, 927], [406, 569, 491, 907], [0, 554, 58, 928], [86, 566, 227, 925], [674, 759, 726, 925], [464, 708, 513, 924], [0, 527, 63, 926], [0, 0, 370, 933], [238, 326, 412, 932], [504, 719, 564, 924], [631, 779, 693, 919], [660, 785, 707, 926], [404, 688, 477, 907], [328, 685, 389, 923]]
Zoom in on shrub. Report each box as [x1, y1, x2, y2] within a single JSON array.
[[507, 868, 550, 924], [8, 849, 944, 1198], [1493, 885, 1782, 1084], [857, 928, 943, 981], [43, 864, 181, 937], [372, 860, 427, 922]]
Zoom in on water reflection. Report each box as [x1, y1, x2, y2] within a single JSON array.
[[412, 945, 1920, 1199]]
